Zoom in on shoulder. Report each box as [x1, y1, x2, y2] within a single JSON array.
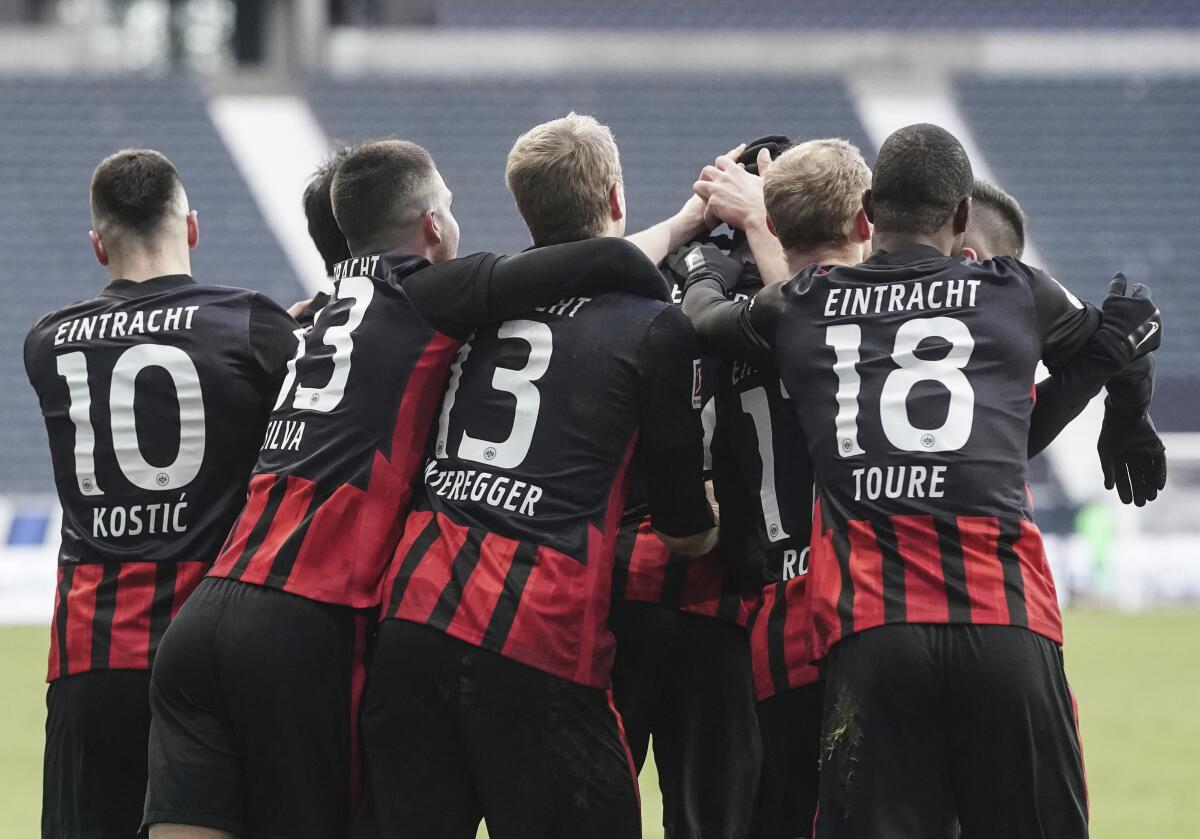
[[969, 255, 1042, 287], [27, 294, 100, 341], [977, 256, 1081, 304], [184, 283, 278, 308], [639, 300, 698, 348]]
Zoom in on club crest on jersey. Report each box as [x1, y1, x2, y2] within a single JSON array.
[[692, 359, 703, 409]]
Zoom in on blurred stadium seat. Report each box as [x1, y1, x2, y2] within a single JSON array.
[[957, 75, 1200, 431], [431, 0, 1200, 29]]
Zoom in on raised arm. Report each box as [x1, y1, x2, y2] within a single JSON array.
[[402, 237, 670, 337], [693, 148, 791, 286], [1025, 270, 1164, 504], [678, 243, 781, 362], [625, 194, 711, 265]]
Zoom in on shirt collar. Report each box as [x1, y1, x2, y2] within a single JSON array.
[[333, 250, 429, 282], [865, 244, 951, 267], [98, 274, 195, 299]]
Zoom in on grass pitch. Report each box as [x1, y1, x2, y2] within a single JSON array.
[[2, 611, 1196, 839]]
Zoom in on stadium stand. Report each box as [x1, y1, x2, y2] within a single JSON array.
[[0, 76, 304, 491], [4, 71, 1197, 490], [307, 75, 871, 255], [432, 0, 1200, 29], [957, 75, 1200, 431]]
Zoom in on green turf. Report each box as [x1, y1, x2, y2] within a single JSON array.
[[3, 612, 1197, 839], [0, 625, 48, 839]]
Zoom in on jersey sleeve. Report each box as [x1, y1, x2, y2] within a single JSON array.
[[403, 238, 671, 338], [1016, 260, 1102, 372], [249, 294, 300, 390], [1028, 349, 1156, 457], [636, 305, 716, 538], [680, 274, 784, 362]]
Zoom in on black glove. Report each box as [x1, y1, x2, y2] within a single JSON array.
[[1097, 400, 1167, 506], [1092, 273, 1162, 369], [668, 242, 745, 297], [738, 134, 793, 175]]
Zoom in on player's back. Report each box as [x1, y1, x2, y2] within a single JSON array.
[[386, 291, 689, 687], [24, 275, 294, 678], [209, 252, 461, 608], [768, 245, 1097, 658]]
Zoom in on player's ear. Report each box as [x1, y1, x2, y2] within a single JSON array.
[[961, 245, 979, 261], [186, 210, 199, 250], [766, 214, 778, 237], [854, 207, 872, 242], [423, 208, 443, 245], [861, 188, 875, 223], [89, 230, 108, 267], [953, 196, 971, 235], [608, 182, 625, 223]]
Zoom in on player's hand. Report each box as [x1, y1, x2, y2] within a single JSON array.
[[693, 153, 769, 233], [1095, 273, 1162, 365], [705, 479, 720, 524], [678, 193, 716, 233], [1097, 401, 1167, 506], [287, 298, 313, 320], [669, 243, 743, 297]]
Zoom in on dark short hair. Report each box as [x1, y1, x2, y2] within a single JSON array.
[[90, 149, 183, 242], [303, 146, 354, 275], [969, 179, 1026, 260], [331, 140, 438, 253], [871, 123, 973, 236]]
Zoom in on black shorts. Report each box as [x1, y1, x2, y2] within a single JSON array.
[[816, 623, 1087, 839], [43, 670, 151, 839], [144, 577, 368, 837], [609, 602, 761, 839], [359, 620, 640, 839], [751, 682, 822, 839]]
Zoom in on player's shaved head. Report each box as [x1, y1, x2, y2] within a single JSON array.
[[90, 149, 187, 253], [964, 180, 1026, 260], [331, 139, 442, 254], [303, 146, 354, 275], [869, 123, 973, 237]]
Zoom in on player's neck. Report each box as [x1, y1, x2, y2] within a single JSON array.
[[786, 243, 861, 275], [352, 235, 429, 262], [871, 230, 955, 257], [105, 250, 191, 283]]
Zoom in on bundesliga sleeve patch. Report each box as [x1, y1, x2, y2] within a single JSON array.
[[692, 358, 703, 409]]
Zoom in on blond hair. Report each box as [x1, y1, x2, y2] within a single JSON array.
[[505, 113, 623, 245], [763, 139, 871, 253]]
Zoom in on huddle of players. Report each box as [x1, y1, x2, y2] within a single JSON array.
[[25, 113, 1166, 839]]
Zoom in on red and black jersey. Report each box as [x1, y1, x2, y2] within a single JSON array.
[[611, 250, 747, 624], [24, 275, 297, 680], [612, 484, 750, 626], [703, 260, 820, 700], [382, 277, 714, 688], [212, 238, 674, 611], [684, 245, 1101, 661], [613, 373, 750, 625]]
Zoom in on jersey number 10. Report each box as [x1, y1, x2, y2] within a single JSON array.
[[55, 345, 206, 496]]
